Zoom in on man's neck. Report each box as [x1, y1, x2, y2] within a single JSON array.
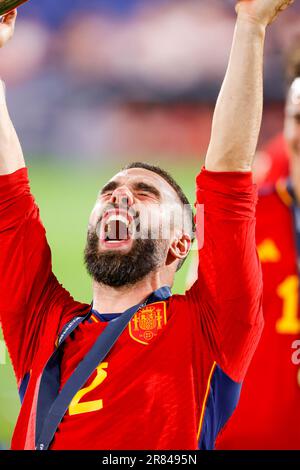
[[92, 275, 171, 314]]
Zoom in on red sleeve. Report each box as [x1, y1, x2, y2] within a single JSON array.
[[186, 168, 264, 383], [0, 168, 75, 382]]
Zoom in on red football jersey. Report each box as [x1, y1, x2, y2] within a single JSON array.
[[0, 168, 263, 450], [216, 181, 300, 450]]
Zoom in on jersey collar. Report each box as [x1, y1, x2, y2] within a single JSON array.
[[91, 285, 172, 322]]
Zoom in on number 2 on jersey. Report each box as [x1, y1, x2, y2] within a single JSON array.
[[69, 362, 108, 416]]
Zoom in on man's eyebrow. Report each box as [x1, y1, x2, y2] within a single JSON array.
[[132, 181, 161, 199], [100, 180, 161, 199], [100, 181, 120, 195]]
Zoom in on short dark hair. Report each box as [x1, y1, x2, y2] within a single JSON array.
[[122, 162, 196, 270]]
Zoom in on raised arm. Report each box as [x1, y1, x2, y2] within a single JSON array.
[[186, 0, 295, 387], [205, 0, 293, 172], [0, 12, 76, 384], [0, 10, 25, 175]]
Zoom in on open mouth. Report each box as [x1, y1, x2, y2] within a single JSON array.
[[104, 215, 131, 242], [99, 210, 136, 247]]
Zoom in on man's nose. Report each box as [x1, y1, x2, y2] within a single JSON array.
[[110, 188, 134, 207]]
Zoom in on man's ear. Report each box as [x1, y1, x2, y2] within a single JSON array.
[[168, 233, 192, 263]]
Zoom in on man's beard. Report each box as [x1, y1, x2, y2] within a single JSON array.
[[84, 231, 169, 288]]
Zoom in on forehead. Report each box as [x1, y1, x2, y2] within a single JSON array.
[[103, 168, 179, 200]]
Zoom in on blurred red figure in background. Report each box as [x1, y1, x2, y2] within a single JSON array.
[[254, 133, 290, 188]]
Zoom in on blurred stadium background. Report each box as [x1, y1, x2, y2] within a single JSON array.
[[1, 0, 300, 448]]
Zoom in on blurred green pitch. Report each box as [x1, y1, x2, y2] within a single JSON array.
[[0, 159, 199, 447]]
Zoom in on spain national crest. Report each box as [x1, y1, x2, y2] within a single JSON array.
[[129, 301, 167, 345]]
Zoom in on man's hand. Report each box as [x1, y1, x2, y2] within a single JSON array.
[[236, 0, 294, 27], [205, 0, 295, 172], [0, 9, 17, 48]]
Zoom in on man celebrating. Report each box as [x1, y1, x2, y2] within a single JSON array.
[[0, 1, 294, 451]]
